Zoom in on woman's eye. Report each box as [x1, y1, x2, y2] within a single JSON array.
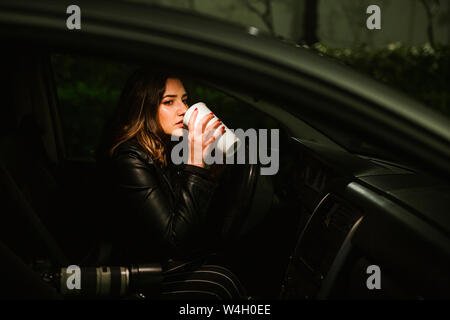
[[183, 99, 188, 105], [163, 100, 173, 105]]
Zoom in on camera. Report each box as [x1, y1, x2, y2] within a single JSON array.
[[35, 261, 162, 299]]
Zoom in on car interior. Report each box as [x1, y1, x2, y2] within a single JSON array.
[[1, 47, 449, 300]]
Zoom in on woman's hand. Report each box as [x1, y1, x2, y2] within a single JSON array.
[[187, 108, 225, 168]]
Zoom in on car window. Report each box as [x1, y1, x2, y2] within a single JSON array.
[[51, 54, 136, 160], [51, 54, 281, 161], [183, 82, 281, 131]]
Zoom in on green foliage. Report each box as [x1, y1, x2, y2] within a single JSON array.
[[312, 42, 450, 117], [52, 54, 136, 158]]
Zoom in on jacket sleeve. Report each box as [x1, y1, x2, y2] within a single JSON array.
[[109, 148, 218, 256]]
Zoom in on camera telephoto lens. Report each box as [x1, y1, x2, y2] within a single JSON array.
[[40, 263, 162, 299]]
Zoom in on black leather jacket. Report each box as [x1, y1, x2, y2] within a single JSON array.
[[99, 137, 219, 263]]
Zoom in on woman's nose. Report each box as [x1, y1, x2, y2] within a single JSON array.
[[177, 101, 188, 115]]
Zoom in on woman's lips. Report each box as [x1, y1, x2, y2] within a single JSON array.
[[175, 121, 184, 127]]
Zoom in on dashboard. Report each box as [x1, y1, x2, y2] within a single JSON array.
[[276, 137, 450, 299]]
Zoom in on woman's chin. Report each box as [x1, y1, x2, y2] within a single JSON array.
[[171, 127, 185, 138]]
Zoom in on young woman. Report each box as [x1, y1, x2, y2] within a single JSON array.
[[96, 68, 246, 299]]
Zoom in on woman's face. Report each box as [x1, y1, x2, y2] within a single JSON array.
[[157, 78, 189, 137]]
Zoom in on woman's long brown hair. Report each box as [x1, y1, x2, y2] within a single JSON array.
[[104, 68, 174, 167]]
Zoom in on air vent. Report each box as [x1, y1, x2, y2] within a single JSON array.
[[303, 165, 327, 192], [326, 201, 359, 234]]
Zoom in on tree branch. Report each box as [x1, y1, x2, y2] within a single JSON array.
[[244, 0, 261, 16], [420, 0, 439, 48], [243, 0, 275, 35]]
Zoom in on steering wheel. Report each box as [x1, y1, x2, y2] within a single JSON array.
[[209, 141, 260, 243]]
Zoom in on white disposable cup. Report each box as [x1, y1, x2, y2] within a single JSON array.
[[183, 102, 241, 158]]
